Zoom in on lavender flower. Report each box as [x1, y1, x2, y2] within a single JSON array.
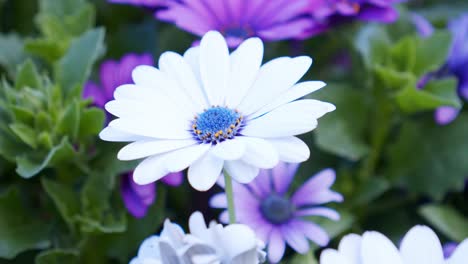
[[210, 162, 343, 263], [156, 0, 312, 47], [83, 53, 183, 218]]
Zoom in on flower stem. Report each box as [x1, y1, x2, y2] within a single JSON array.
[[223, 171, 236, 224]]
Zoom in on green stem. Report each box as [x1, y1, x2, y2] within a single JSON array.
[[223, 171, 236, 224]]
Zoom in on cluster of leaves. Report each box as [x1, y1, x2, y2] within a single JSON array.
[[0, 0, 166, 263]]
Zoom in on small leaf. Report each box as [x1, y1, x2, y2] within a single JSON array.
[[413, 31, 451, 75], [354, 24, 391, 68], [56, 100, 80, 140], [419, 205, 468, 242], [41, 178, 81, 232], [16, 138, 75, 178], [0, 33, 26, 77], [9, 123, 37, 149], [54, 28, 105, 96], [15, 60, 41, 90], [0, 187, 50, 259], [351, 178, 390, 206], [78, 107, 105, 138], [24, 38, 64, 63], [35, 249, 79, 264]]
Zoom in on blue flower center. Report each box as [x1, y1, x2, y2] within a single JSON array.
[[191, 106, 244, 144], [260, 194, 295, 225], [224, 27, 250, 38]]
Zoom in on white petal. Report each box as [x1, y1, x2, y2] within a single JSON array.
[[183, 47, 203, 87], [108, 117, 192, 139], [237, 137, 279, 168], [250, 81, 326, 119], [226, 37, 263, 108], [361, 231, 403, 264], [137, 235, 161, 259], [242, 99, 329, 138], [131, 65, 194, 119], [224, 160, 259, 184], [163, 144, 211, 173], [188, 211, 209, 238], [221, 224, 258, 260], [210, 139, 246, 160], [320, 249, 352, 264], [99, 126, 147, 142], [238, 56, 312, 115], [399, 225, 444, 264], [133, 155, 169, 185], [188, 152, 224, 191], [267, 137, 310, 162], [159, 51, 208, 112], [105, 98, 186, 122], [338, 234, 362, 264], [200, 31, 230, 105], [447, 239, 468, 264], [117, 139, 196, 161]]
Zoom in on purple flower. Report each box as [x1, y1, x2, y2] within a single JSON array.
[[156, 0, 312, 47], [83, 53, 184, 218], [444, 242, 458, 259], [121, 172, 183, 218], [210, 162, 343, 263]]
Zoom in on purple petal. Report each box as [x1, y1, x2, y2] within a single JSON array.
[[247, 169, 274, 198], [82, 81, 107, 108], [411, 13, 434, 38], [291, 219, 330, 246], [257, 18, 311, 41], [459, 77, 468, 100], [271, 162, 298, 195], [447, 15, 468, 70], [295, 207, 340, 221], [291, 169, 343, 206], [281, 223, 310, 254], [357, 6, 399, 23], [160, 171, 184, 186], [108, 0, 163, 7], [99, 60, 120, 100], [267, 228, 286, 263], [443, 242, 458, 259], [121, 174, 156, 218], [117, 53, 154, 86], [434, 106, 460, 125]]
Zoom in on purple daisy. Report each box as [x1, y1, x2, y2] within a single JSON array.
[[210, 162, 343, 263], [83, 53, 184, 218], [156, 0, 312, 47]]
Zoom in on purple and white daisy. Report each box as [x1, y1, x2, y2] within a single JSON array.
[[99, 31, 334, 191], [210, 162, 343, 263], [320, 225, 468, 264], [156, 0, 312, 47], [83, 53, 183, 218]]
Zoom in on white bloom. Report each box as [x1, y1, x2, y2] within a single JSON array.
[[99, 30, 334, 191], [130, 211, 266, 264], [320, 225, 468, 264]]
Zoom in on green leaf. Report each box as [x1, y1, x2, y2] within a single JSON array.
[[351, 177, 390, 206], [78, 107, 105, 138], [0, 187, 50, 259], [419, 205, 468, 242], [354, 24, 391, 68], [9, 123, 37, 149], [54, 28, 105, 96], [413, 31, 451, 76], [288, 252, 318, 264], [313, 85, 370, 160], [374, 64, 416, 90], [0, 33, 26, 77], [390, 36, 416, 72], [396, 78, 460, 113], [41, 178, 80, 232], [56, 100, 80, 140], [387, 113, 468, 199], [24, 39, 64, 63], [38, 0, 86, 19], [16, 138, 75, 178], [35, 249, 79, 264]]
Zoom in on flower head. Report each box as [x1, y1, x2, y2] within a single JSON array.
[[130, 211, 266, 264], [83, 53, 183, 218], [156, 0, 312, 47], [320, 225, 468, 264], [99, 31, 334, 191], [210, 163, 343, 263]]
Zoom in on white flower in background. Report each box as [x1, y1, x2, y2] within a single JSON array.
[[320, 225, 468, 264], [99, 30, 334, 191], [130, 211, 266, 264]]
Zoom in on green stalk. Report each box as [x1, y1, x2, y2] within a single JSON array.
[[223, 171, 236, 224]]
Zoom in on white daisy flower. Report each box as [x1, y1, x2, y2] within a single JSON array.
[[100, 30, 334, 191], [320, 225, 468, 264], [130, 211, 266, 264]]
